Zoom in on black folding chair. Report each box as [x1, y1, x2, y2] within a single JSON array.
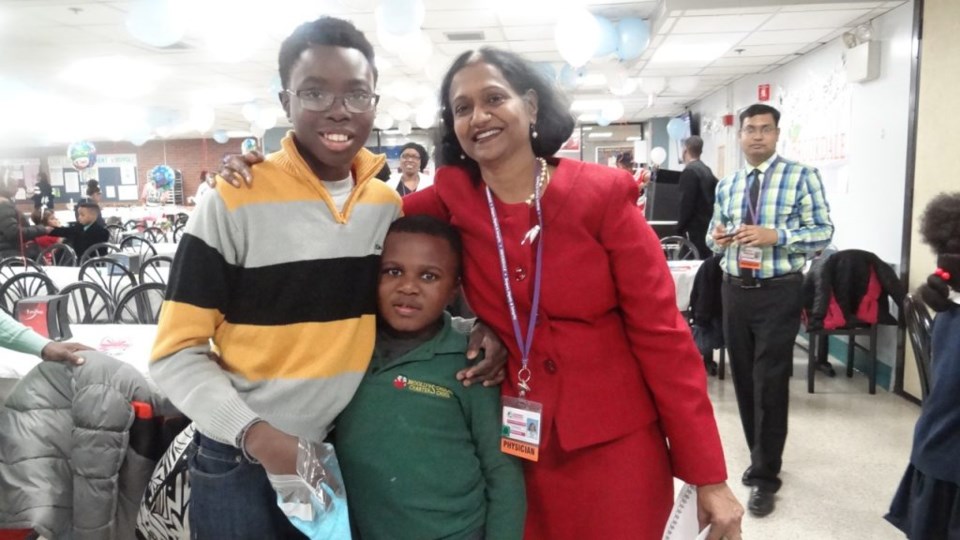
[[140, 255, 173, 285], [79, 256, 137, 304], [106, 224, 125, 244], [904, 293, 934, 400], [36, 243, 78, 267], [123, 219, 141, 231], [0, 256, 46, 282], [143, 226, 168, 243], [114, 283, 166, 324], [79, 242, 121, 264], [172, 224, 185, 243], [660, 236, 701, 261], [59, 281, 114, 323], [0, 272, 58, 314], [120, 235, 158, 258]]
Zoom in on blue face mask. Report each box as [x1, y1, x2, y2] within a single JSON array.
[[268, 441, 351, 539]]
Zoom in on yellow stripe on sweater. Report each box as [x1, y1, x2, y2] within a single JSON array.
[[151, 301, 375, 381]]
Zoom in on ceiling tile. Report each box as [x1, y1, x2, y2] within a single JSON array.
[[761, 9, 873, 30], [508, 40, 557, 53], [731, 43, 806, 56], [711, 55, 788, 67], [682, 7, 778, 16], [424, 9, 499, 28], [780, 2, 882, 12], [501, 25, 554, 41], [740, 28, 834, 46], [672, 14, 771, 34]]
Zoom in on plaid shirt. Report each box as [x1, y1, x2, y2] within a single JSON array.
[[706, 153, 834, 278]]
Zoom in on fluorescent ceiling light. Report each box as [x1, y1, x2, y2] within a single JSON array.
[[61, 56, 167, 98], [577, 113, 598, 122], [627, 136, 643, 141], [581, 126, 594, 131], [571, 100, 610, 112], [193, 86, 256, 105], [577, 73, 608, 87], [587, 131, 613, 138], [650, 42, 731, 64]]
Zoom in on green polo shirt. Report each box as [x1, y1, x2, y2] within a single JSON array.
[[333, 313, 525, 540]]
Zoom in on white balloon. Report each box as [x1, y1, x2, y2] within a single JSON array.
[[397, 31, 434, 71], [600, 100, 625, 123], [256, 109, 278, 130], [241, 102, 260, 123], [414, 104, 437, 129], [250, 123, 266, 138], [669, 76, 700, 94], [639, 77, 666, 96], [388, 102, 413, 121], [650, 146, 667, 166], [375, 0, 426, 37], [189, 105, 215, 133], [555, 8, 601, 68], [375, 112, 395, 131], [398, 120, 413, 136]]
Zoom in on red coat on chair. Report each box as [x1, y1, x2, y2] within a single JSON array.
[[404, 158, 726, 540]]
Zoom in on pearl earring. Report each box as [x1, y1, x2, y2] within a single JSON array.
[[530, 122, 539, 139]]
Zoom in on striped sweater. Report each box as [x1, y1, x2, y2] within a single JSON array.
[[150, 133, 402, 446]]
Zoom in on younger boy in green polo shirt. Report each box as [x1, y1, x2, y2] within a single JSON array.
[[333, 215, 525, 540]]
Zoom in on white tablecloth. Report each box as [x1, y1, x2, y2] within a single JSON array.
[[8, 265, 169, 290], [0, 324, 157, 379], [668, 260, 703, 312]]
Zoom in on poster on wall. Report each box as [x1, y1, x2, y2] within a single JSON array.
[[117, 185, 139, 200], [64, 171, 80, 194]]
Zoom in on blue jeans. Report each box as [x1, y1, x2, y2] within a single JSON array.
[[189, 433, 308, 540]]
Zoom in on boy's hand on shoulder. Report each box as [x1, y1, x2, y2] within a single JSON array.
[[459, 320, 507, 387], [244, 422, 298, 475]]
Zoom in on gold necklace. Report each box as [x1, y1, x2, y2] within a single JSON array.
[[525, 157, 550, 205]]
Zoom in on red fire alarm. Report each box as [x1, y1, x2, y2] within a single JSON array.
[[722, 114, 735, 126], [758, 84, 771, 102]]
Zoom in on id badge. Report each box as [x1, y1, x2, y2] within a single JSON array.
[[738, 246, 762, 271], [501, 396, 543, 462]]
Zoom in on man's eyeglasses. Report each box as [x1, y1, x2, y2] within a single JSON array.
[[285, 89, 379, 113], [740, 126, 777, 136]]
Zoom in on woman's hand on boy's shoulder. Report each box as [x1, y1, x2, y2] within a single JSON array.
[[458, 320, 507, 388], [216, 150, 265, 189]]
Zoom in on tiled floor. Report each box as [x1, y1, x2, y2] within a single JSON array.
[[692, 347, 919, 539]]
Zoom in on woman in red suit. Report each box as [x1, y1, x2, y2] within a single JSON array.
[[400, 48, 743, 540]]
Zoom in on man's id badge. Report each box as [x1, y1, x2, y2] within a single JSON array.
[[738, 246, 763, 271], [501, 396, 543, 461]]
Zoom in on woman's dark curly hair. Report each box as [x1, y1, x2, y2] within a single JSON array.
[[918, 192, 960, 310], [435, 47, 575, 179]]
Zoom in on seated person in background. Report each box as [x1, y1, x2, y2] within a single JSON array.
[[49, 202, 109, 260], [0, 308, 91, 364], [334, 216, 525, 540]]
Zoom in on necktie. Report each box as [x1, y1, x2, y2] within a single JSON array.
[[745, 169, 761, 225]]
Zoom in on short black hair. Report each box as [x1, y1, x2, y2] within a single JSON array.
[[386, 215, 463, 277], [436, 47, 575, 179], [616, 152, 634, 166], [920, 192, 960, 254], [740, 104, 781, 127], [76, 201, 100, 211], [86, 179, 100, 196], [278, 17, 378, 91], [683, 135, 704, 157], [400, 142, 429, 172]]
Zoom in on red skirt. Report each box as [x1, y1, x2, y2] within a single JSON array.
[[523, 422, 674, 540]]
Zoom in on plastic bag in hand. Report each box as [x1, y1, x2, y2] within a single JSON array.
[[268, 439, 351, 539]]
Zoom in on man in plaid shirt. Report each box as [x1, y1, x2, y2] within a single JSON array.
[[706, 103, 834, 519]]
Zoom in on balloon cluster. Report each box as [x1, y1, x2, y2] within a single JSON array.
[[241, 138, 259, 155], [150, 164, 176, 190], [555, 12, 651, 68], [67, 141, 97, 171]]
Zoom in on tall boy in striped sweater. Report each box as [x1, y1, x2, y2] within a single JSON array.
[[150, 18, 400, 539]]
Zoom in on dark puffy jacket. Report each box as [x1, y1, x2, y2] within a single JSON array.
[[802, 249, 905, 331], [0, 200, 47, 257], [0, 352, 171, 540]]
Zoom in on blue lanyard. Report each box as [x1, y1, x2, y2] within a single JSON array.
[[485, 161, 544, 396]]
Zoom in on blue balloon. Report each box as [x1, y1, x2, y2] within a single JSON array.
[[594, 16, 618, 57], [597, 115, 612, 127], [617, 18, 651, 61], [534, 62, 557, 82], [558, 64, 583, 89], [212, 130, 229, 144], [379, 0, 422, 36], [67, 141, 97, 171], [667, 117, 687, 140], [241, 138, 259, 155], [150, 165, 175, 190]]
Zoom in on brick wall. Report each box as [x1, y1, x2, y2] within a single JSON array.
[[3, 137, 250, 211]]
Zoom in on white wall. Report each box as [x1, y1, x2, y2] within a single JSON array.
[[692, 2, 914, 265]]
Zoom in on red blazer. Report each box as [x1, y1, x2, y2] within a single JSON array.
[[404, 158, 726, 484]]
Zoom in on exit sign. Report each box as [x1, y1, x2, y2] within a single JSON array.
[[758, 84, 771, 102]]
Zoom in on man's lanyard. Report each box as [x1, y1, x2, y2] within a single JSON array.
[[742, 157, 779, 226], [485, 160, 545, 397]]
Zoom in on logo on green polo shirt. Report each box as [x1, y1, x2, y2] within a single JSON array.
[[393, 374, 453, 399]]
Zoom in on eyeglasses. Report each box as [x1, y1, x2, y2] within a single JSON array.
[[284, 89, 379, 113], [740, 125, 777, 136], [400, 154, 421, 161]]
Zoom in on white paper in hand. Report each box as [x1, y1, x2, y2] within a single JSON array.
[[662, 483, 711, 540]]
